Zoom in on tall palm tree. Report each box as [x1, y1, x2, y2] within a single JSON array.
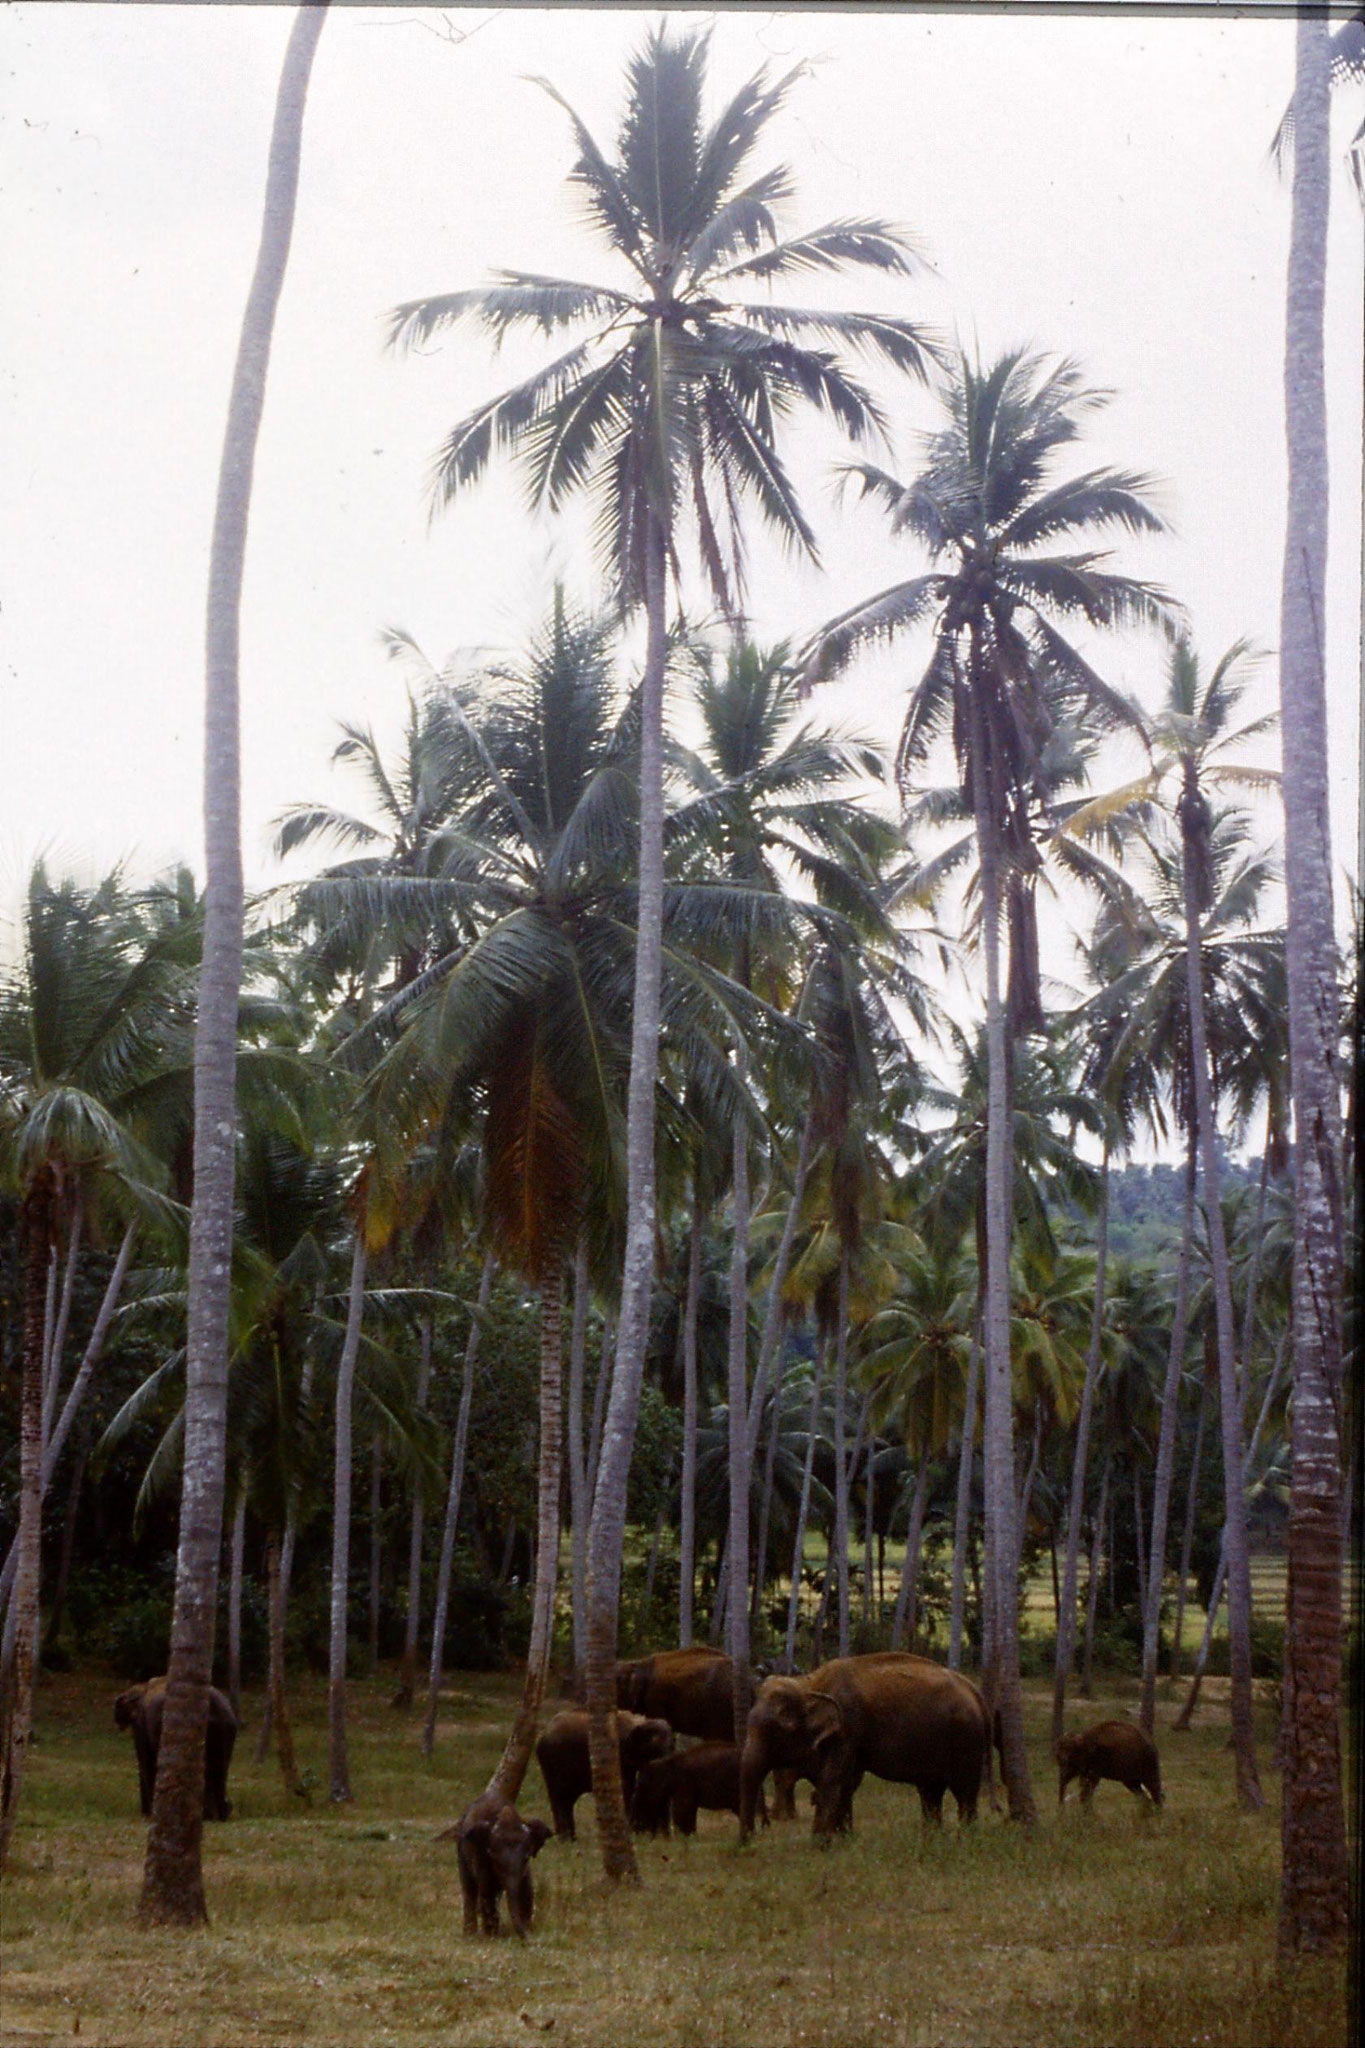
[[804, 348, 1170, 1819], [0, 870, 189, 1870], [1274, 10, 1351, 1952], [137, 0, 327, 1927], [390, 22, 934, 1880]]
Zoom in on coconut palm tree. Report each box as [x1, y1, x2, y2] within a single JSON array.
[[389, 22, 932, 1880], [0, 869, 190, 1869], [802, 347, 1171, 1820], [137, 0, 327, 1927], [1272, 10, 1352, 1954]]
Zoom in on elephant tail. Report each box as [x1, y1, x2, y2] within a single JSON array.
[[432, 1820, 462, 1843]]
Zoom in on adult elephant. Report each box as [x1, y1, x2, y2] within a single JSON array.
[[614, 1646, 737, 1743], [739, 1652, 990, 1840], [113, 1676, 237, 1820], [536, 1708, 674, 1840]]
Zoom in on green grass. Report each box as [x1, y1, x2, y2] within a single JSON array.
[[1, 1666, 1346, 2048]]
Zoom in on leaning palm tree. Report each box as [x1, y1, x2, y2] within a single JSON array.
[[803, 348, 1171, 1821], [389, 21, 934, 1881], [137, 0, 327, 1927], [1273, 9, 1352, 1953]]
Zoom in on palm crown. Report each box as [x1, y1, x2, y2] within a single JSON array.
[[388, 24, 935, 616]]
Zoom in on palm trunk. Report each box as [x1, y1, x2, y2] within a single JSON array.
[[41, 1415, 91, 1661], [41, 1196, 83, 1452], [1080, 1450, 1111, 1699], [861, 1437, 876, 1643], [393, 1316, 433, 1710], [678, 1207, 702, 1649], [1139, 1133, 1198, 1732], [749, 1335, 785, 1643], [587, 1314, 611, 1506], [328, 1225, 367, 1804], [138, 0, 326, 1928], [784, 1340, 827, 1670], [583, 506, 668, 1884], [567, 1237, 590, 1671], [1051, 1150, 1109, 1746], [0, 1181, 54, 1874], [423, 1252, 493, 1760], [367, 1435, 383, 1673], [488, 1271, 564, 1803], [891, 1456, 931, 1650], [1171, 1342, 1212, 1688], [227, 1492, 247, 1722], [1015, 1404, 1043, 1575], [1276, 5, 1348, 1956], [265, 1528, 298, 1796], [0, 1222, 137, 1627], [642, 1466, 671, 1614], [744, 1122, 815, 1465], [725, 1109, 753, 1743], [1182, 793, 1263, 1810], [256, 1347, 314, 1763], [1176, 1325, 1290, 1730], [971, 675, 1034, 1822], [833, 1245, 852, 1659], [949, 1316, 981, 1672], [1133, 1463, 1147, 1610]]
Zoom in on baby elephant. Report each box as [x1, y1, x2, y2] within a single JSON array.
[[452, 1791, 552, 1938], [1057, 1721, 1162, 1809], [630, 1741, 767, 1837], [113, 1676, 237, 1820], [536, 1708, 674, 1839]]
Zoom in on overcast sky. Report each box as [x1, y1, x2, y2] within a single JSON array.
[[4, 3, 1361, 1011]]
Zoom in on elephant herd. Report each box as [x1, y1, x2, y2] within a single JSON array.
[[110, 1646, 1162, 1942]]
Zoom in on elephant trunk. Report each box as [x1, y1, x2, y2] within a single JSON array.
[[739, 1733, 768, 1842]]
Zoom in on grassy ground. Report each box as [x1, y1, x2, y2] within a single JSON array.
[[1, 1666, 1346, 2048]]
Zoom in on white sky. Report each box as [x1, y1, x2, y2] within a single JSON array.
[[3, 2, 1361, 1029]]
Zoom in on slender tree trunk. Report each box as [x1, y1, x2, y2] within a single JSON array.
[[743, 1123, 815, 1466], [1171, 1343, 1212, 1688], [678, 1208, 702, 1649], [0, 1183, 55, 1874], [0, 1223, 137, 1627], [1182, 800, 1263, 1810], [264, 1529, 298, 1796], [584, 507, 668, 1883], [1052, 1152, 1109, 1746], [256, 1346, 314, 1762], [588, 1315, 611, 1507], [726, 1109, 753, 1743], [1133, 1463, 1147, 1611], [367, 1434, 383, 1674], [891, 1456, 931, 1650], [749, 1336, 785, 1643], [41, 1416, 91, 1661], [861, 1437, 876, 1643], [1080, 1451, 1111, 1700], [784, 1340, 827, 1670], [1140, 1135, 1198, 1732], [567, 1237, 591, 1671], [642, 1467, 670, 1615], [970, 675, 1034, 1824], [1276, 6, 1348, 1956], [227, 1493, 247, 1723], [393, 1316, 433, 1709], [1015, 1404, 1043, 1575], [39, 1247, 58, 1440], [328, 1226, 367, 1804], [833, 1246, 853, 1660], [488, 1272, 564, 1803], [423, 1252, 493, 1759], [949, 1317, 981, 1672], [41, 1197, 83, 1453], [138, 1, 326, 1927]]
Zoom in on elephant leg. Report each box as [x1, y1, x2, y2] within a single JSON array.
[[919, 1786, 946, 1827], [550, 1792, 576, 1840], [956, 1783, 979, 1824], [771, 1769, 798, 1822], [1080, 1777, 1097, 1807], [134, 1729, 156, 1818], [478, 1877, 501, 1935], [509, 1873, 534, 1939], [458, 1852, 480, 1936], [672, 1787, 698, 1837]]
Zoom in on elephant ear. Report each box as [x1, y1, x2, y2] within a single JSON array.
[[806, 1692, 845, 1752], [526, 1819, 552, 1855], [113, 1687, 142, 1728]]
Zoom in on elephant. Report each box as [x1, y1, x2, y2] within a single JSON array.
[[113, 1676, 237, 1821], [1057, 1721, 1162, 1808], [449, 1790, 552, 1938], [739, 1652, 991, 1841], [629, 1741, 768, 1837], [614, 1646, 739, 1743], [535, 1708, 674, 1839]]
